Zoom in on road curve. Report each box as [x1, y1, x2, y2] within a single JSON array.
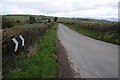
[[57, 23, 118, 78]]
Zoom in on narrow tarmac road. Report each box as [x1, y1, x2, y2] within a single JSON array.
[[57, 23, 118, 78]]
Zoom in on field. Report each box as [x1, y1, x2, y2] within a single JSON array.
[[2, 15, 54, 29], [5, 15, 29, 23], [5, 15, 53, 23]]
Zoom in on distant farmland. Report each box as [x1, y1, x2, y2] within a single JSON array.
[[5, 15, 29, 23]]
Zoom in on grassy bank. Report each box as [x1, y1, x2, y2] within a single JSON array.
[[5, 23, 58, 78], [15, 23, 43, 27], [63, 23, 119, 45]]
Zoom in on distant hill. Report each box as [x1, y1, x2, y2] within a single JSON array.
[[103, 18, 118, 22]]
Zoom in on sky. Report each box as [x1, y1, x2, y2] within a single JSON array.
[[0, 0, 119, 19]]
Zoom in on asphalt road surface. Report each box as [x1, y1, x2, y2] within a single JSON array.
[[57, 23, 118, 78]]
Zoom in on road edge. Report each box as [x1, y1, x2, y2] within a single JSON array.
[[55, 24, 78, 78]]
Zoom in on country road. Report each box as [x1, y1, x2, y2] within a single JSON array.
[[57, 23, 118, 78]]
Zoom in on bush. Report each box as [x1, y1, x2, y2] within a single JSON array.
[[29, 16, 36, 24], [2, 17, 14, 29], [2, 23, 52, 77], [2, 23, 52, 59], [16, 20, 21, 23], [118, 22, 120, 33], [48, 18, 51, 23], [53, 17, 57, 22], [62, 20, 118, 32]]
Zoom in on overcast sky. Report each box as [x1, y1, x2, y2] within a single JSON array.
[[0, 0, 119, 18]]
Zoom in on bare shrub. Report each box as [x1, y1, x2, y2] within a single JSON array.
[[2, 23, 52, 59], [2, 17, 14, 29]]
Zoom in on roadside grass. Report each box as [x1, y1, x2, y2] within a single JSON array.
[[63, 23, 119, 45], [15, 23, 43, 27], [5, 23, 58, 78]]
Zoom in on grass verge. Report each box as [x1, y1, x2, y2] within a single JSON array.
[[63, 23, 119, 45], [5, 23, 58, 78], [15, 23, 43, 27]]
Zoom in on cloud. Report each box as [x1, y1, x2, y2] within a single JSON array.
[[0, 0, 119, 18], [18, 2, 72, 13], [1, 2, 46, 15]]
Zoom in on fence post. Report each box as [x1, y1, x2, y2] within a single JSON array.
[[10, 52, 16, 69]]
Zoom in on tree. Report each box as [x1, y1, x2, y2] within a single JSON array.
[[16, 20, 21, 23], [48, 18, 51, 23], [118, 22, 120, 33], [29, 16, 36, 24], [53, 17, 57, 22]]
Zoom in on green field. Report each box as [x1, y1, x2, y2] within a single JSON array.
[[5, 15, 54, 23], [32, 15, 52, 19], [5, 15, 29, 23], [5, 23, 58, 78]]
